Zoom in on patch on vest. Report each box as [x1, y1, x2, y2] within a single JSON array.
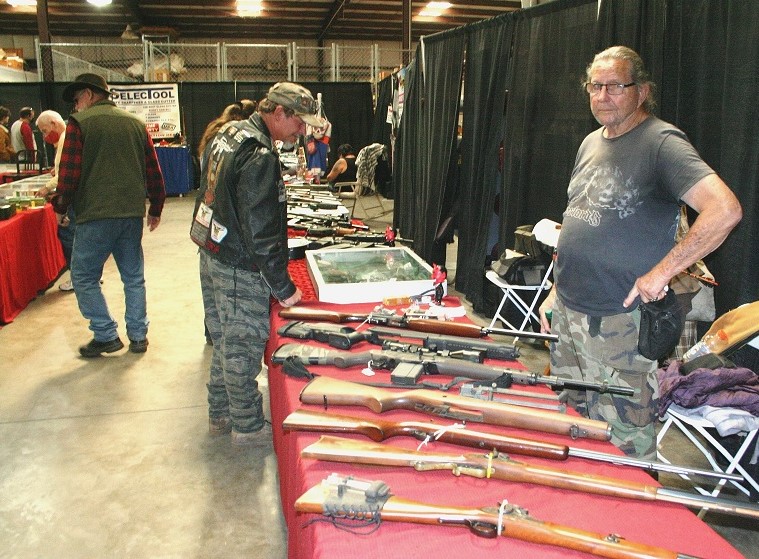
[[210, 219, 228, 243]]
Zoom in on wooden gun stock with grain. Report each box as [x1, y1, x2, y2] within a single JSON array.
[[298, 375, 611, 441], [295, 474, 703, 559], [301, 435, 759, 520], [282, 409, 741, 481]]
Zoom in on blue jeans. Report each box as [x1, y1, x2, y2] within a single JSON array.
[[71, 217, 148, 342]]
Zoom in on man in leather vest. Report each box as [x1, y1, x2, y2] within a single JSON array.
[[53, 73, 166, 358], [192, 82, 322, 445]]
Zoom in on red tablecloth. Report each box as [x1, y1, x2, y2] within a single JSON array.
[[265, 290, 744, 559], [0, 204, 65, 323]]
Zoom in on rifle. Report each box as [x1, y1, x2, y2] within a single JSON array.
[[301, 436, 759, 519], [283, 409, 740, 481], [279, 306, 558, 342], [277, 321, 519, 360], [295, 473, 703, 559], [298, 375, 611, 441], [273, 342, 633, 396]]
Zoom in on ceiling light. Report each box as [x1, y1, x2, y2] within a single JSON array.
[[237, 0, 263, 17], [419, 1, 452, 17], [121, 24, 140, 40], [6, 0, 37, 7], [87, 0, 112, 6]]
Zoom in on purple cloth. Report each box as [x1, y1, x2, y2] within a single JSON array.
[[658, 361, 759, 416]]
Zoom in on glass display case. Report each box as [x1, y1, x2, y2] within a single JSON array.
[[305, 246, 438, 304]]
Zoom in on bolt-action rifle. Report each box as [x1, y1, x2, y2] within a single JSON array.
[[295, 473, 704, 559], [282, 409, 740, 481], [297, 375, 611, 441], [277, 321, 519, 360], [301, 436, 759, 520], [278, 306, 558, 342], [272, 342, 633, 395]]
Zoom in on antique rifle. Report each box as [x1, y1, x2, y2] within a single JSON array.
[[295, 474, 703, 559], [298, 376, 611, 441], [282, 409, 740, 482], [301, 436, 759, 519], [273, 342, 633, 395], [277, 321, 519, 360], [278, 306, 559, 342]]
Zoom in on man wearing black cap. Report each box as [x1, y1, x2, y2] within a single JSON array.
[[53, 73, 166, 358], [191, 82, 322, 445], [10, 106, 37, 160]]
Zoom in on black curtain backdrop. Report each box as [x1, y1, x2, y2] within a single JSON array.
[[659, 0, 759, 314], [458, 0, 598, 310], [393, 33, 466, 264], [455, 15, 514, 311], [371, 75, 393, 148]]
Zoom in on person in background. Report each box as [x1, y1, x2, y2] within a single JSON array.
[[196, 103, 246, 158], [35, 110, 76, 292], [191, 82, 324, 445], [239, 98, 257, 118], [10, 106, 37, 160], [538, 46, 742, 460], [325, 143, 357, 188], [0, 106, 14, 162], [52, 73, 166, 358]]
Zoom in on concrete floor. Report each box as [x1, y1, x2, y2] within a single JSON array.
[[1, 194, 756, 558]]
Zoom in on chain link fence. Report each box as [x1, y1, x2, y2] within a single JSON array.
[[36, 40, 409, 88]]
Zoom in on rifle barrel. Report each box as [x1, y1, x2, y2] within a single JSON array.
[[302, 436, 759, 520], [283, 409, 742, 482]]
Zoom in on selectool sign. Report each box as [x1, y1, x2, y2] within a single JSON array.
[[110, 83, 181, 140]]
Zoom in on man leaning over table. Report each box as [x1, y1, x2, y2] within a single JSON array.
[[191, 82, 325, 444], [52, 73, 166, 358]]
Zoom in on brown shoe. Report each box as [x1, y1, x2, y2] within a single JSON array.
[[209, 416, 232, 435], [231, 423, 273, 446]]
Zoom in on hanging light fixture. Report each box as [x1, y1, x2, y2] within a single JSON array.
[[87, 0, 113, 6], [121, 24, 139, 40], [6, 0, 37, 7], [237, 0, 263, 17]]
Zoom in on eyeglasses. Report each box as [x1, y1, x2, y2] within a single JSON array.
[[585, 82, 636, 95]]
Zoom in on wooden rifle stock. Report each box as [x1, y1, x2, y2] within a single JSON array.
[[295, 475, 701, 559], [283, 409, 744, 481], [283, 408, 569, 460], [299, 376, 611, 441], [278, 306, 485, 338], [301, 436, 759, 519]]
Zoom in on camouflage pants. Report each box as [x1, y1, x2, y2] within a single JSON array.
[[199, 251, 271, 433], [550, 297, 659, 459]]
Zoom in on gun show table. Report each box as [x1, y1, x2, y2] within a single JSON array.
[[264, 294, 746, 559]]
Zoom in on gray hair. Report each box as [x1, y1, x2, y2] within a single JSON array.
[[585, 46, 657, 113], [36, 109, 66, 129]]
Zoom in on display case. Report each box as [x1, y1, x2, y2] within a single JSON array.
[[305, 246, 439, 304]]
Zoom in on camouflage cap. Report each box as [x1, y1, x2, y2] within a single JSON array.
[[266, 82, 324, 128]]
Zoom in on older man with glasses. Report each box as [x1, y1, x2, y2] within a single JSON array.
[[538, 46, 742, 461]]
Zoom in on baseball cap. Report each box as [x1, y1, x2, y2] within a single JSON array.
[[266, 82, 324, 128], [62, 73, 111, 103]]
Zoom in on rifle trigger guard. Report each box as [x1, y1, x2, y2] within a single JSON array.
[[466, 520, 498, 539]]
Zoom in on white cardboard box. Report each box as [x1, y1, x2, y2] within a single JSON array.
[[305, 246, 441, 304]]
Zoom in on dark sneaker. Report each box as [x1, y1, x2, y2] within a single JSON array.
[[79, 337, 124, 358], [129, 339, 149, 353], [209, 416, 232, 435]]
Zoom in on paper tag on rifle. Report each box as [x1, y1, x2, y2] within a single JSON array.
[[361, 362, 376, 376]]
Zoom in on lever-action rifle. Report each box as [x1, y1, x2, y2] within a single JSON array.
[[282, 409, 740, 481], [298, 375, 611, 441], [273, 342, 633, 395], [302, 436, 759, 519], [295, 473, 703, 559], [279, 306, 558, 342], [277, 321, 519, 360]]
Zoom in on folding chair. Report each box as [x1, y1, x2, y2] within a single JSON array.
[[656, 404, 759, 517], [335, 180, 389, 221], [334, 181, 359, 218], [486, 218, 560, 341]]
